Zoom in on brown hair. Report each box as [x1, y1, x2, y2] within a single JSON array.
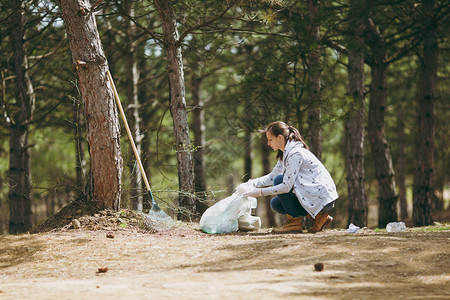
[[262, 121, 309, 160]]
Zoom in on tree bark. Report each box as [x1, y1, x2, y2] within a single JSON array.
[[396, 103, 408, 219], [345, 0, 367, 227], [306, 0, 322, 160], [413, 0, 437, 226], [60, 0, 123, 210], [8, 0, 35, 234], [191, 70, 208, 215], [74, 94, 86, 198], [365, 19, 398, 228], [243, 127, 253, 182], [154, 0, 195, 220], [261, 137, 276, 227], [125, 2, 143, 211]]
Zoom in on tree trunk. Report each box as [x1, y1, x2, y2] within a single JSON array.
[[365, 19, 398, 228], [191, 70, 208, 215], [60, 0, 123, 210], [413, 0, 438, 226], [74, 94, 86, 198], [46, 192, 56, 217], [8, 0, 35, 234], [261, 137, 276, 227], [141, 124, 152, 211], [396, 103, 408, 219], [243, 127, 253, 182], [125, 2, 143, 211], [345, 0, 367, 227], [138, 58, 154, 212], [306, 0, 322, 160], [154, 0, 195, 220]]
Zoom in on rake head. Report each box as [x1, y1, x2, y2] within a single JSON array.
[[143, 202, 175, 231]]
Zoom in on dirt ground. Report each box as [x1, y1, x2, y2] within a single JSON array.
[[1, 213, 449, 299]]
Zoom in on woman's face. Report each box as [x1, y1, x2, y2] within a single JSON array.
[[266, 131, 286, 151]]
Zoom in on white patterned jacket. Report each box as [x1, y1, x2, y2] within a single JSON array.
[[254, 140, 338, 218]]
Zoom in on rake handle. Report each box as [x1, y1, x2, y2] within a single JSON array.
[[106, 70, 156, 204]]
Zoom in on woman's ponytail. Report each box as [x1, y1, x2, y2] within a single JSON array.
[[288, 126, 309, 150]]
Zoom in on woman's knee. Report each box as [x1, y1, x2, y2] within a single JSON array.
[[270, 197, 285, 214], [273, 175, 283, 186]]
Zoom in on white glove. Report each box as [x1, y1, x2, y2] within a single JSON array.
[[243, 187, 262, 197], [247, 179, 257, 187]]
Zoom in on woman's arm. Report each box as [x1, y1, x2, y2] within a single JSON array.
[[260, 153, 303, 196], [253, 160, 283, 187]]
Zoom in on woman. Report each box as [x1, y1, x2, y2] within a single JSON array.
[[244, 121, 338, 233]]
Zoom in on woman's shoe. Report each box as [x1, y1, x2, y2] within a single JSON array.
[[308, 212, 333, 233], [272, 214, 303, 233]]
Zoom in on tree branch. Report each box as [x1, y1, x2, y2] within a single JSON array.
[[190, 26, 293, 39], [113, 3, 167, 47], [28, 39, 66, 60], [91, 0, 104, 12], [322, 37, 348, 56], [178, 4, 233, 45], [386, 36, 421, 65]]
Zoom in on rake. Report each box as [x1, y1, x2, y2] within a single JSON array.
[[106, 70, 174, 230]]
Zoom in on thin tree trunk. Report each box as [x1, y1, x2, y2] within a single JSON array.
[[295, 107, 305, 139], [46, 192, 56, 217], [413, 0, 437, 226], [261, 138, 276, 227], [306, 0, 322, 160], [396, 103, 408, 219], [141, 124, 152, 211], [191, 70, 208, 215], [140, 102, 157, 212], [8, 0, 35, 234], [154, 0, 195, 220], [345, 0, 367, 227], [365, 19, 398, 228], [60, 0, 123, 210], [243, 127, 253, 182], [139, 59, 153, 212], [125, 2, 143, 211]]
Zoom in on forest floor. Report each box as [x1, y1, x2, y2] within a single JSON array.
[[0, 210, 449, 300]]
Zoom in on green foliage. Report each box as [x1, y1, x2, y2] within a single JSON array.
[[410, 222, 450, 232]]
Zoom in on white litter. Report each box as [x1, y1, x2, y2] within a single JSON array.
[[348, 223, 360, 233], [386, 222, 406, 232], [200, 182, 261, 234]]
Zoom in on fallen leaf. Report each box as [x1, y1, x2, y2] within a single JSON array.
[[97, 267, 108, 273]]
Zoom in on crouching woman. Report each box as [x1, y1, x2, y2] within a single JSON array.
[[244, 121, 338, 233]]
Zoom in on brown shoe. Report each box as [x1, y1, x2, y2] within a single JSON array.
[[272, 214, 303, 233], [308, 212, 333, 233]]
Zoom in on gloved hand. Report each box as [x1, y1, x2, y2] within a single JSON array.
[[247, 179, 257, 187], [243, 187, 262, 197]]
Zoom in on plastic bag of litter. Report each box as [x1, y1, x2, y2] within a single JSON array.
[[200, 182, 261, 234], [237, 195, 261, 231]]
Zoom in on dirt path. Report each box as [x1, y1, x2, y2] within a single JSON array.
[[1, 225, 449, 299]]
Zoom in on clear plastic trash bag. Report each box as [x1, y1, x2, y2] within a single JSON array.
[[237, 196, 261, 231], [386, 222, 407, 232], [200, 182, 261, 234]]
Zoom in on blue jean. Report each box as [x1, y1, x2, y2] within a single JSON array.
[[270, 175, 334, 217]]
